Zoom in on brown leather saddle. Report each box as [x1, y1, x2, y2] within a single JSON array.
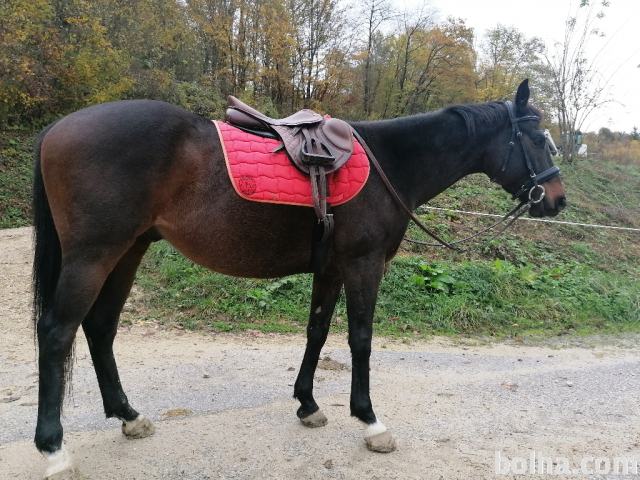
[[225, 96, 354, 240]]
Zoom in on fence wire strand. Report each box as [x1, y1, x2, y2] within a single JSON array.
[[418, 206, 640, 232]]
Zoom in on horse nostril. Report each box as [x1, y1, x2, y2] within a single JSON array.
[[557, 196, 567, 210]]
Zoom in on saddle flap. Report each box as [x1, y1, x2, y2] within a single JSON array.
[[272, 119, 353, 175], [321, 118, 354, 156]]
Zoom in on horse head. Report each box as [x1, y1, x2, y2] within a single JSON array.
[[484, 79, 567, 217]]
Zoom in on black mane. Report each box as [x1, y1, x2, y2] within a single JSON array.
[[352, 101, 511, 142], [446, 101, 508, 138]]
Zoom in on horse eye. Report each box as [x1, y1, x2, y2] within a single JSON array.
[[532, 134, 546, 147]]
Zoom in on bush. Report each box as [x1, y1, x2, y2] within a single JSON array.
[[174, 81, 225, 119]]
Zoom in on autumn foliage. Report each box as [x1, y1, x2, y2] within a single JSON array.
[[0, 0, 583, 127]]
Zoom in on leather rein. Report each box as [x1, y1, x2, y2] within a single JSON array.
[[351, 101, 561, 252]]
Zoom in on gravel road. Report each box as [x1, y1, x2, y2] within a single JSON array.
[[1, 227, 639, 479]]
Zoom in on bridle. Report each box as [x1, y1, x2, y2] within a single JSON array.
[[494, 101, 561, 205], [352, 101, 561, 252]]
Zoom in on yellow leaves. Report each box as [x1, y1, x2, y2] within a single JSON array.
[[0, 0, 555, 126]]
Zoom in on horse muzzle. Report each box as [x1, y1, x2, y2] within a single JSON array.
[[528, 177, 566, 217]]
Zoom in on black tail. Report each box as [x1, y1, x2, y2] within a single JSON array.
[[32, 124, 61, 336]]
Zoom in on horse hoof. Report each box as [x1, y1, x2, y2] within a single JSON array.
[[299, 409, 328, 428], [44, 445, 85, 480], [365, 430, 397, 453], [364, 422, 397, 453], [122, 415, 155, 439]]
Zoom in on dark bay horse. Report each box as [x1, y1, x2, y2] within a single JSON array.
[[32, 79, 565, 478]]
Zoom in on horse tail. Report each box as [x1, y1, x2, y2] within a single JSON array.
[[32, 123, 61, 337]]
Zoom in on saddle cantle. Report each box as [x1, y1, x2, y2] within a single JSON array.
[[224, 96, 355, 240]]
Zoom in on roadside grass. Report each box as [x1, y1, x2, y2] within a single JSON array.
[[2, 129, 639, 339], [135, 241, 640, 338], [134, 154, 640, 339], [406, 157, 640, 271], [0, 129, 33, 228]]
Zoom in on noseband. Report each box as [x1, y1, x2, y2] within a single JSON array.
[[495, 101, 560, 204]]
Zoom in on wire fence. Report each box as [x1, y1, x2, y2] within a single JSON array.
[[419, 206, 640, 233]]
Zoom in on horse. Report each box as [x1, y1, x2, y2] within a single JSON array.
[[31, 79, 565, 478]]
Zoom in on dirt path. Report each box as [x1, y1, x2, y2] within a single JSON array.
[[1, 227, 639, 479]]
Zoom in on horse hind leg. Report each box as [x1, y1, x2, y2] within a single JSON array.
[[35, 248, 127, 479], [81, 237, 155, 440]]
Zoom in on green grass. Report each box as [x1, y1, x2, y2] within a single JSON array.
[[0, 129, 33, 228], [2, 128, 639, 339], [133, 242, 639, 338]]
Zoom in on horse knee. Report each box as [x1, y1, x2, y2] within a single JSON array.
[[38, 323, 77, 359], [348, 337, 371, 361]]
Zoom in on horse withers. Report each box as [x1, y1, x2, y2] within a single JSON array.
[[32, 79, 565, 478]]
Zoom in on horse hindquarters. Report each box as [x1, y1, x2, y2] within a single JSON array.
[[33, 120, 159, 477]]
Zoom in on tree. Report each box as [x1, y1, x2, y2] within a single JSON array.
[[289, 0, 348, 110], [476, 25, 545, 102], [359, 0, 392, 117], [373, 8, 434, 117], [598, 126, 614, 142], [544, 0, 611, 162], [374, 13, 475, 117], [0, 0, 130, 125], [0, 0, 60, 125]]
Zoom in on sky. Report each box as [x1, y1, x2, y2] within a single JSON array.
[[400, 0, 640, 132]]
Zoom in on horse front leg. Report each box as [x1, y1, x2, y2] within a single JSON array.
[[343, 254, 397, 453], [294, 267, 342, 427]]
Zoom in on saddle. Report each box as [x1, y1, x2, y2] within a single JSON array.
[[225, 96, 354, 240]]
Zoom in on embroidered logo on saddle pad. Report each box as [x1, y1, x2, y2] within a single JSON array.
[[214, 121, 370, 207]]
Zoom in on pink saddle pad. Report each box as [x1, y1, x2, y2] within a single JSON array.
[[214, 121, 370, 207]]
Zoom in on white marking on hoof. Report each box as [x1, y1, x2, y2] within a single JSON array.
[[364, 420, 387, 437], [299, 409, 328, 428], [364, 421, 397, 453], [365, 430, 397, 453], [44, 444, 75, 479], [122, 414, 155, 439]]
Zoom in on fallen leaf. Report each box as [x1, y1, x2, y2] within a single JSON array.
[[501, 382, 518, 392], [318, 356, 348, 371], [162, 408, 192, 418]]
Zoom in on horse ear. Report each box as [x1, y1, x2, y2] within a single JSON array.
[[515, 79, 530, 112]]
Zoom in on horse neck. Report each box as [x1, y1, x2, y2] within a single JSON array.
[[353, 111, 490, 209]]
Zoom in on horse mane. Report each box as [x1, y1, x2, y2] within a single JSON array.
[[446, 101, 508, 139]]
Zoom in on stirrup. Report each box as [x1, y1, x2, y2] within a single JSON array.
[[301, 131, 336, 167]]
